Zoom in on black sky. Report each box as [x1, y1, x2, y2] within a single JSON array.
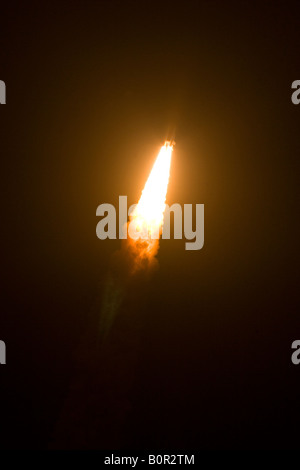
[[1, 1, 300, 449]]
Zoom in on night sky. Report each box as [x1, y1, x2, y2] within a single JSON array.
[[1, 1, 300, 449]]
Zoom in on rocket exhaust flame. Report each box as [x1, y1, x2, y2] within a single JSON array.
[[131, 141, 173, 239], [126, 141, 173, 272], [99, 142, 173, 337]]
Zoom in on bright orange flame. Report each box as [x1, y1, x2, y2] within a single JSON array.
[[131, 141, 173, 239], [124, 141, 173, 274]]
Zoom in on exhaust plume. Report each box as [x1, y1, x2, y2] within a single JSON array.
[[100, 142, 173, 336]]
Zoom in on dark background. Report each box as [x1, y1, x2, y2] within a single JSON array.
[[1, 0, 299, 449]]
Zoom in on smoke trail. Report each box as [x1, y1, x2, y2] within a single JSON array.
[[99, 231, 159, 340], [51, 234, 159, 449], [51, 143, 172, 447]]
